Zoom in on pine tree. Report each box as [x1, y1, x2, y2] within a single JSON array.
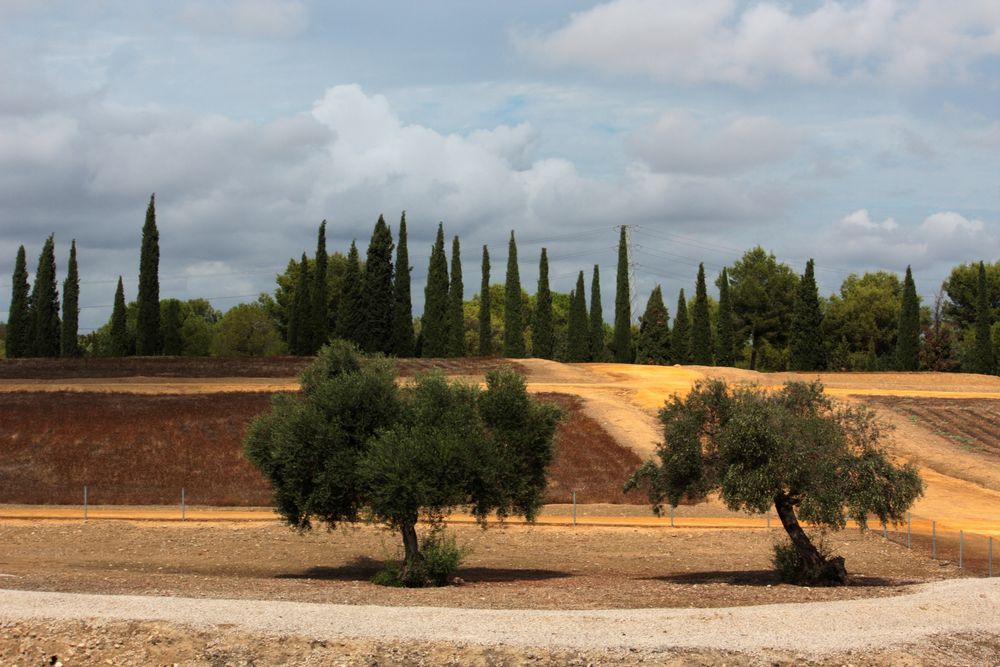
[[503, 231, 525, 358], [390, 212, 415, 356], [290, 253, 312, 354], [478, 245, 492, 356], [566, 271, 589, 362], [109, 277, 129, 356], [672, 289, 690, 364], [691, 263, 713, 364], [636, 285, 671, 364], [6, 245, 30, 358], [447, 236, 465, 357], [973, 261, 995, 374], [716, 268, 735, 367], [533, 248, 554, 359], [894, 265, 921, 371], [310, 220, 329, 353], [612, 227, 633, 362], [30, 234, 60, 357], [363, 215, 395, 353], [161, 299, 183, 355], [589, 265, 604, 361], [336, 241, 365, 347], [790, 259, 825, 371], [136, 193, 161, 355], [59, 239, 80, 357], [421, 224, 450, 357]]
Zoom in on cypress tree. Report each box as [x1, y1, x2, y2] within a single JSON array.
[[310, 220, 329, 353], [390, 212, 415, 356], [60, 239, 80, 357], [447, 236, 465, 357], [589, 265, 604, 361], [336, 241, 365, 347], [691, 263, 713, 364], [790, 259, 825, 371], [894, 265, 921, 372], [109, 277, 129, 356], [973, 261, 995, 374], [30, 234, 60, 357], [136, 193, 161, 355], [613, 227, 632, 362], [672, 289, 690, 364], [503, 231, 525, 358], [716, 268, 735, 367], [533, 248, 554, 359], [421, 223, 450, 357], [161, 299, 183, 355], [566, 271, 589, 362], [478, 245, 492, 356], [636, 285, 671, 364], [363, 215, 395, 353], [6, 245, 30, 358], [290, 253, 311, 354]]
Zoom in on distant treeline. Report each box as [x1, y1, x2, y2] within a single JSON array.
[[4, 195, 999, 374]]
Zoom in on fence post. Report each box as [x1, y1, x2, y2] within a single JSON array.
[[83, 485, 88, 522], [181, 487, 186, 521], [766, 509, 770, 530], [669, 504, 674, 528], [932, 521, 936, 559], [906, 511, 911, 549], [572, 491, 576, 527], [959, 530, 964, 569]]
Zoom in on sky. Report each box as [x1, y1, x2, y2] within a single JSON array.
[[1, 0, 998, 332]]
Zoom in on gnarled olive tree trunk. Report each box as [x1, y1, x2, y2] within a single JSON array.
[[773, 493, 848, 585]]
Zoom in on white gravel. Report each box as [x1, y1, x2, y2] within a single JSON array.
[[1, 579, 999, 655]]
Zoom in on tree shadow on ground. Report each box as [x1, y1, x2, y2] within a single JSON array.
[[275, 559, 570, 583], [454, 567, 571, 583], [649, 570, 915, 587]]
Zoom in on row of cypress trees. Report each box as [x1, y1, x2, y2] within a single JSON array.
[[5, 235, 79, 358]]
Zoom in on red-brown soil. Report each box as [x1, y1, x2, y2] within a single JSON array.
[[863, 396, 1000, 460]]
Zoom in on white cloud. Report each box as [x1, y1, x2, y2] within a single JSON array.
[[628, 112, 800, 174], [520, 0, 1000, 86], [841, 209, 899, 231]]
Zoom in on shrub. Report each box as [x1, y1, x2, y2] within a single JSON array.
[[370, 529, 469, 588]]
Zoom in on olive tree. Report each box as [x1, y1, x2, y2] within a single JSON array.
[[626, 380, 922, 585], [244, 340, 560, 583]]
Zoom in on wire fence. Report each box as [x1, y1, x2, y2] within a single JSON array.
[[1, 486, 994, 577]]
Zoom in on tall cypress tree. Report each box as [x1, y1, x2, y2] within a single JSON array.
[[589, 265, 604, 362], [109, 277, 129, 356], [161, 299, 183, 355], [337, 241, 365, 347], [612, 227, 632, 362], [290, 253, 312, 354], [533, 248, 554, 359], [973, 261, 995, 374], [363, 215, 395, 353], [691, 263, 713, 364], [566, 271, 589, 362], [390, 212, 415, 356], [6, 245, 30, 358], [30, 234, 60, 357], [503, 231, 525, 358], [716, 268, 735, 367], [478, 245, 492, 356], [60, 239, 80, 357], [310, 220, 329, 353], [790, 259, 825, 371], [421, 224, 450, 357], [636, 285, 671, 364], [672, 289, 690, 364], [136, 193, 161, 355], [894, 265, 921, 372], [447, 236, 465, 357]]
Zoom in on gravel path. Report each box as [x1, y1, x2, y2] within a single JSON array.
[[2, 579, 998, 656]]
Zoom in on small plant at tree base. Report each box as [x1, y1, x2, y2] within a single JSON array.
[[772, 533, 833, 584], [371, 528, 470, 587]]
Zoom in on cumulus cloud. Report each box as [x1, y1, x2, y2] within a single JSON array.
[[519, 0, 1000, 86], [628, 112, 800, 174], [841, 209, 899, 231]]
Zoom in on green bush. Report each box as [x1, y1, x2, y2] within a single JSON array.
[[370, 529, 469, 588], [772, 533, 832, 584], [370, 561, 404, 587]]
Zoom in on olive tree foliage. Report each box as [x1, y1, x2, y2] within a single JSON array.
[[626, 380, 922, 585], [244, 340, 561, 583]]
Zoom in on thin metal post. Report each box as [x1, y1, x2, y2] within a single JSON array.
[[669, 504, 674, 528], [766, 509, 770, 530], [932, 521, 936, 559], [572, 491, 576, 527], [181, 487, 186, 521], [907, 512, 911, 549], [83, 485, 88, 522], [959, 530, 964, 569]]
